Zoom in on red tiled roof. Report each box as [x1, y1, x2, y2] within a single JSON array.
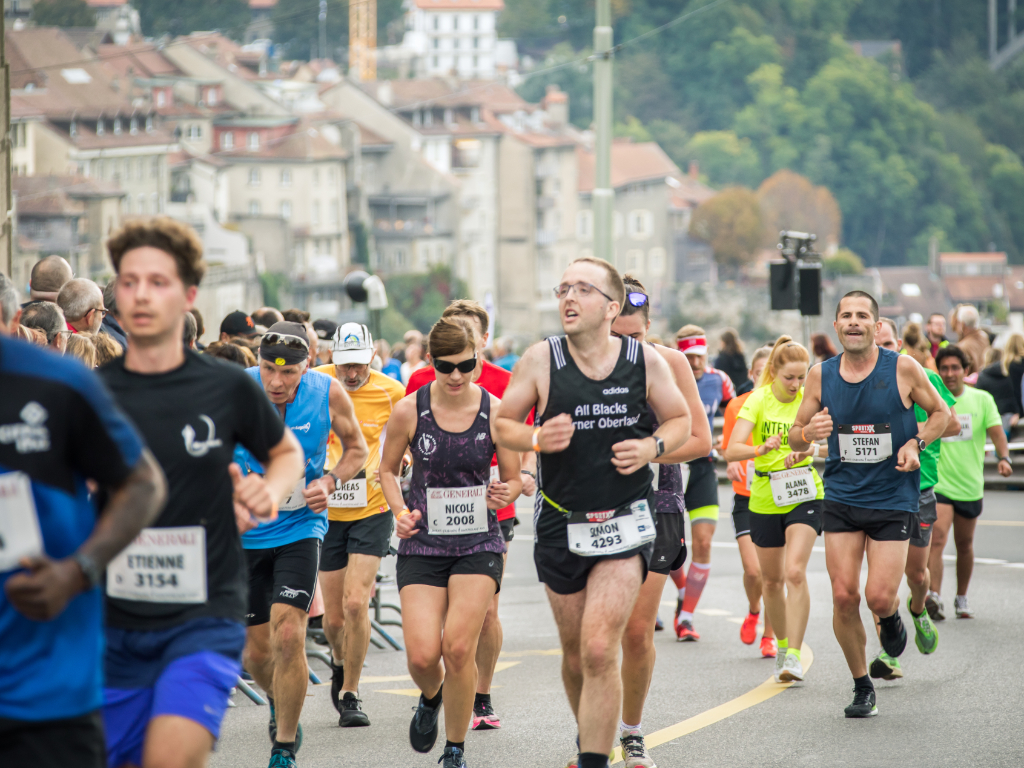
[[365, 78, 529, 111], [577, 140, 683, 192], [214, 126, 348, 161], [943, 275, 1008, 303], [95, 43, 182, 79], [939, 252, 1007, 263], [14, 175, 124, 216]]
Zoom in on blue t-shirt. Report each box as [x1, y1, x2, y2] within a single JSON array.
[[0, 337, 145, 721], [237, 368, 332, 548], [382, 359, 402, 381], [693, 365, 736, 459]]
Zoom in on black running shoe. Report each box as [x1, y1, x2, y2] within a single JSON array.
[[330, 662, 344, 714], [438, 745, 467, 768], [409, 693, 441, 753], [844, 687, 878, 718], [879, 612, 907, 658], [338, 692, 370, 727]]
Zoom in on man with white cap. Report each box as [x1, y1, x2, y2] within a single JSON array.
[[314, 323, 407, 728]]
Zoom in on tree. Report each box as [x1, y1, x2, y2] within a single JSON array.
[[516, 43, 594, 128], [272, 0, 347, 61], [757, 170, 842, 249], [681, 131, 762, 188], [133, 0, 248, 38], [31, 0, 95, 27], [383, 266, 470, 335], [689, 187, 763, 274], [823, 248, 864, 277]]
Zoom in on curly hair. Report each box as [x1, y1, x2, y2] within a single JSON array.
[[107, 217, 207, 288]]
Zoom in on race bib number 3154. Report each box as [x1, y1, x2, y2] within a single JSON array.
[[0, 471, 45, 572], [106, 526, 207, 603]]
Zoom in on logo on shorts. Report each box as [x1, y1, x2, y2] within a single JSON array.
[[182, 415, 223, 457], [586, 510, 615, 523], [279, 586, 311, 600], [417, 433, 438, 457]]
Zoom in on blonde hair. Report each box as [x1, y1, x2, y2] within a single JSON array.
[[757, 335, 809, 388], [81, 331, 123, 366], [1003, 333, 1024, 377], [65, 333, 97, 368], [749, 345, 772, 372]]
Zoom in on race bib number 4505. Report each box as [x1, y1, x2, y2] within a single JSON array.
[[106, 526, 207, 603], [837, 424, 893, 463]]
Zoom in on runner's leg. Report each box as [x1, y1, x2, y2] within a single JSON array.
[[737, 535, 768, 623], [755, 546, 787, 643], [401, 585, 448, 700], [546, 587, 586, 719], [475, 553, 508, 696], [783, 524, 818, 652], [243, 624, 274, 703], [141, 716, 213, 768], [266, 603, 309, 744], [928, 503, 954, 594], [620, 572, 667, 726], [952, 513, 978, 597], [441, 574, 498, 744], [338, 554, 379, 693], [905, 544, 930, 615], [825, 531, 869, 678]]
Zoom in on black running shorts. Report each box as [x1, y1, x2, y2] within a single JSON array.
[[912, 487, 938, 548], [934, 492, 983, 520], [396, 552, 503, 593], [320, 513, 394, 572], [244, 538, 322, 626], [749, 500, 823, 549], [684, 458, 720, 521], [0, 711, 105, 768], [649, 513, 687, 576], [731, 493, 752, 539], [499, 517, 517, 543], [822, 500, 912, 542], [534, 541, 653, 596]]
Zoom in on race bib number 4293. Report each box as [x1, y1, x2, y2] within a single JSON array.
[[837, 424, 893, 464], [566, 499, 656, 557], [106, 526, 207, 603]]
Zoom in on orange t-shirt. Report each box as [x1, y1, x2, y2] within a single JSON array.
[[722, 391, 755, 497]]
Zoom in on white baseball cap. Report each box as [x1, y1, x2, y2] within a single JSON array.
[[332, 322, 375, 365]]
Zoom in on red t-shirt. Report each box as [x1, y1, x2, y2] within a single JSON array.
[[406, 360, 527, 520]]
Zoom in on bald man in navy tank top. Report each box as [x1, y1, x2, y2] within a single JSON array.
[[789, 291, 949, 720], [496, 257, 691, 768]]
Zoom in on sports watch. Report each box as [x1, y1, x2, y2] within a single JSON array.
[[72, 552, 102, 590], [653, 436, 665, 458], [915, 438, 927, 453], [328, 471, 342, 491]]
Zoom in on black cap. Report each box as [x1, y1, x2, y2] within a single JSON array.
[[220, 310, 258, 337], [259, 321, 311, 366], [312, 318, 339, 340]]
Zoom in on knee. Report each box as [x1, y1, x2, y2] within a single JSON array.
[[580, 634, 618, 677], [480, 601, 500, 634], [407, 648, 440, 677], [762, 575, 785, 594], [621, 621, 651, 657], [561, 648, 583, 680], [273, 617, 306, 659], [953, 534, 974, 551], [244, 636, 271, 669], [441, 634, 475, 672], [864, 587, 896, 616], [785, 567, 806, 590], [832, 584, 860, 614], [342, 593, 368, 623]]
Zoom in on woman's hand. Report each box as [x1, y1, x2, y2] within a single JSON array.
[[396, 510, 422, 539]]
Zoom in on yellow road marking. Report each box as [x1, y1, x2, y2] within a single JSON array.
[[610, 644, 814, 765], [977, 520, 1024, 526], [493, 661, 521, 673], [499, 649, 563, 657], [695, 609, 731, 617], [362, 661, 519, 687], [375, 688, 421, 697]]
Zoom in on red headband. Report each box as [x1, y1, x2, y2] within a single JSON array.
[[677, 335, 707, 355]]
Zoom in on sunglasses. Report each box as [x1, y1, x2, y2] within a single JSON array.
[[627, 292, 648, 307], [262, 332, 309, 351], [433, 356, 477, 374]]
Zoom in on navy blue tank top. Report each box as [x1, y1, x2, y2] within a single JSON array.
[[400, 384, 505, 557], [820, 347, 919, 513]]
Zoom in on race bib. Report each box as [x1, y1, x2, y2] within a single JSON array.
[[745, 460, 754, 492], [837, 424, 893, 463], [942, 413, 973, 443], [769, 466, 815, 507], [280, 475, 308, 511], [427, 484, 489, 535], [0, 472, 45, 572], [329, 478, 368, 508], [566, 499, 657, 557], [106, 526, 207, 603]]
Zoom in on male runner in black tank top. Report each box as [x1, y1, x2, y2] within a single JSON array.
[[496, 258, 691, 768]]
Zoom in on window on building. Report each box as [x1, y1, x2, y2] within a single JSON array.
[[249, 200, 261, 216], [156, 90, 166, 107], [329, 199, 338, 226], [613, 211, 624, 239], [453, 15, 458, 30], [280, 200, 292, 219], [433, 15, 439, 29], [138, 194, 147, 213], [151, 156, 159, 179], [433, 56, 439, 68], [130, 118, 138, 135], [473, 36, 479, 49], [576, 210, 593, 241], [471, 106, 480, 123], [628, 210, 653, 239], [312, 201, 320, 226], [433, 38, 439, 49], [473, 14, 479, 30], [70, 120, 78, 138], [328, 168, 336, 184], [207, 88, 218, 106], [280, 168, 291, 186], [473, 55, 479, 68], [123, 160, 131, 181], [396, 248, 406, 267], [248, 132, 259, 150], [146, 116, 154, 132], [444, 108, 453, 124], [123, 197, 131, 214], [114, 118, 122, 135], [221, 132, 234, 150], [625, 249, 644, 273], [453, 37, 459, 50], [648, 247, 666, 276], [155, 194, 163, 213], [96, 119, 104, 136], [312, 168, 320, 186], [248, 168, 260, 186], [137, 158, 145, 179]]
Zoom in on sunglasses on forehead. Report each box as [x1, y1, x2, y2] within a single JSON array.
[[433, 356, 477, 374], [262, 332, 309, 351], [627, 292, 648, 307]]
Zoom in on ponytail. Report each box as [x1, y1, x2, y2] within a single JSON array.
[[757, 335, 810, 389]]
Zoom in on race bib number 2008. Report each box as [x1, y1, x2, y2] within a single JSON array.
[[106, 526, 207, 603], [837, 424, 893, 464], [427, 485, 489, 535]]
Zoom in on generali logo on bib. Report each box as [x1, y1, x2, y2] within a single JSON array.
[[852, 425, 876, 434], [586, 510, 615, 523]]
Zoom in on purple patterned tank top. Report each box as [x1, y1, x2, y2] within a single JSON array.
[[399, 384, 506, 557], [652, 417, 685, 515]]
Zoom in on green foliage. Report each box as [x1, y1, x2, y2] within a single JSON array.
[[681, 131, 761, 188], [271, 0, 347, 61], [689, 187, 763, 273], [31, 0, 95, 27], [823, 248, 864, 277], [614, 116, 651, 143], [134, 0, 248, 38], [516, 43, 593, 128], [259, 272, 289, 309], [380, 305, 417, 344], [382, 266, 470, 335]]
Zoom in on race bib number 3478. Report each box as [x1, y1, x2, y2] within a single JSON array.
[[106, 526, 207, 603]]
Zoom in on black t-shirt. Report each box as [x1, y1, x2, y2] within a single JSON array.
[[100, 351, 285, 630]]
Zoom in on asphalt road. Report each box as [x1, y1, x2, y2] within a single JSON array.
[[211, 489, 1024, 768]]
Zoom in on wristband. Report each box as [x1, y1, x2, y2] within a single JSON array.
[[755, 444, 764, 457], [532, 427, 542, 453], [397, 508, 410, 519], [801, 426, 810, 444], [812, 443, 820, 458]]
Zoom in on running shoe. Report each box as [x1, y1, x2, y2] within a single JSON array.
[[438, 745, 467, 768], [676, 619, 699, 641], [760, 636, 777, 658], [266, 699, 302, 750], [925, 591, 945, 621], [844, 687, 877, 718], [654, 614, 665, 632], [268, 747, 297, 768], [954, 595, 975, 618], [620, 728, 656, 768], [409, 693, 441, 753], [672, 598, 683, 635], [330, 661, 344, 713], [869, 651, 903, 680], [773, 649, 786, 682], [338, 692, 370, 727], [779, 652, 804, 682], [908, 595, 939, 654], [878, 612, 907, 658], [740, 612, 759, 645], [471, 699, 501, 730]]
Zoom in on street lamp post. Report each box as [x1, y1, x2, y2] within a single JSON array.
[[592, 0, 615, 267]]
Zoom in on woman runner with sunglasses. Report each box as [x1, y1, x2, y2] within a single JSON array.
[[380, 316, 522, 768]]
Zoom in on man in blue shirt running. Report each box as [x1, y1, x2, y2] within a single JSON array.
[[0, 273, 166, 768]]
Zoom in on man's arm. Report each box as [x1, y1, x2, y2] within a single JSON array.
[[5, 450, 167, 621], [987, 424, 1013, 477], [496, 343, 573, 453], [788, 364, 830, 451], [655, 345, 710, 463], [306, 378, 369, 512], [903, 356, 950, 447], [230, 429, 305, 532]]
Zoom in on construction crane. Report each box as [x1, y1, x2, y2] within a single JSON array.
[[349, 0, 376, 81]]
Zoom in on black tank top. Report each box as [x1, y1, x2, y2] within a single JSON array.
[[535, 335, 654, 546]]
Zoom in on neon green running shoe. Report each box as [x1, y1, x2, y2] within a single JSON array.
[[909, 595, 939, 654], [869, 651, 903, 680]]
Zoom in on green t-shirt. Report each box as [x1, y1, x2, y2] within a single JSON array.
[[738, 385, 824, 515], [935, 385, 1001, 502], [915, 369, 957, 491]]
